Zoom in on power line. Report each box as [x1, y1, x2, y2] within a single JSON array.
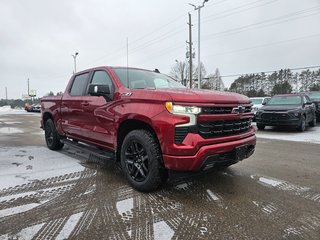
[[220, 65, 320, 78], [202, 0, 280, 24], [202, 5, 320, 40], [202, 33, 320, 58], [86, 0, 271, 64]]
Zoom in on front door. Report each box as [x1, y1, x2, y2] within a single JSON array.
[[80, 70, 116, 150]]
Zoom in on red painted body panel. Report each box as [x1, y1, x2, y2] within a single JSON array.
[[163, 134, 256, 171], [41, 66, 256, 171]]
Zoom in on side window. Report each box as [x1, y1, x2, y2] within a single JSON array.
[[302, 96, 307, 104], [305, 96, 310, 103], [70, 73, 89, 96], [91, 71, 113, 87], [154, 78, 169, 88]]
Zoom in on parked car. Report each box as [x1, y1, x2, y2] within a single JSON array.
[[256, 93, 316, 132], [25, 103, 41, 112], [41, 66, 256, 192], [250, 97, 271, 121], [304, 91, 320, 121]]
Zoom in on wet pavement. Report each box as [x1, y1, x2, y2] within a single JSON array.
[[0, 112, 319, 239]]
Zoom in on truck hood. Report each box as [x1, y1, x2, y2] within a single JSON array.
[[155, 88, 250, 104]]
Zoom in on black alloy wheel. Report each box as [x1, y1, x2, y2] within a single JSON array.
[[124, 140, 149, 182], [120, 129, 167, 192], [44, 119, 64, 150]]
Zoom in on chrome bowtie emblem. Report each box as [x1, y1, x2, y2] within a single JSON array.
[[232, 106, 245, 114]]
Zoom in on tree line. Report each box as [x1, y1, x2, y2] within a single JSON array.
[[229, 68, 320, 97], [170, 60, 225, 91]]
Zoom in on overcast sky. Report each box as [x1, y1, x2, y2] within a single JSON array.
[[1, 0, 319, 99]]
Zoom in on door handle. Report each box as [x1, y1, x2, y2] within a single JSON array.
[[81, 102, 89, 107]]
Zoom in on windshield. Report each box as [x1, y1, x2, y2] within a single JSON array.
[[267, 95, 302, 105], [113, 68, 185, 89], [305, 92, 320, 101], [251, 98, 263, 104]]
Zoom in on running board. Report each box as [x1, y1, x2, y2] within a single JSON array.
[[62, 139, 115, 164]]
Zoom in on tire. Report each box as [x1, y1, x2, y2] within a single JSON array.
[[44, 119, 64, 150], [257, 124, 265, 130], [297, 116, 306, 132], [120, 129, 167, 192], [309, 115, 316, 127]]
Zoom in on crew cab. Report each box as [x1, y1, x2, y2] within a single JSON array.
[[41, 66, 256, 191], [256, 93, 316, 131]]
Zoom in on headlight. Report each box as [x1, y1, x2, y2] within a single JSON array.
[[165, 102, 201, 127], [288, 110, 301, 117], [165, 102, 201, 114]]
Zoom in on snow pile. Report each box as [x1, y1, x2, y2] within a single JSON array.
[[0, 105, 12, 112], [256, 124, 320, 144], [0, 106, 32, 115]]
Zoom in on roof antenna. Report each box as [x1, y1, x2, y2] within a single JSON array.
[[126, 37, 129, 88], [154, 68, 160, 73]]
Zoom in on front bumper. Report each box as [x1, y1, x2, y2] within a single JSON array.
[[151, 106, 256, 172], [256, 113, 301, 126], [162, 134, 256, 171]]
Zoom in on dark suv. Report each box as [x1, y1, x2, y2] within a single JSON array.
[[256, 93, 316, 132], [304, 91, 320, 121]]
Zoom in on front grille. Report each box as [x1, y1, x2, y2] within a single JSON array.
[[261, 112, 289, 121], [198, 119, 251, 138], [202, 106, 252, 114]]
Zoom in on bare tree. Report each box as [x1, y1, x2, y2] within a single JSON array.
[[169, 61, 187, 85], [204, 68, 224, 90]]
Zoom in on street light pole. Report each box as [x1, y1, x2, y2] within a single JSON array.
[[72, 52, 79, 73], [189, 0, 209, 89]]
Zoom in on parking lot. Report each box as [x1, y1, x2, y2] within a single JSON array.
[[0, 111, 320, 239]]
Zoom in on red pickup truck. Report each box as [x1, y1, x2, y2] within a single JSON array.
[[41, 66, 256, 191]]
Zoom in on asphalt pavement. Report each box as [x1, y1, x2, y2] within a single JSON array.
[[0, 112, 319, 239]]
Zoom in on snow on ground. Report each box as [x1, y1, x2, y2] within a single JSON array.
[[254, 123, 320, 144], [0, 146, 84, 189], [0, 106, 37, 115], [0, 127, 24, 134]]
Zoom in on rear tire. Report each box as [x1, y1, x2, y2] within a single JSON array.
[[44, 119, 64, 150], [120, 129, 167, 192], [257, 124, 265, 130]]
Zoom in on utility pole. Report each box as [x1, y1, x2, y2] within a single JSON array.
[[5, 87, 8, 105], [187, 12, 193, 88], [190, 0, 209, 89], [27, 78, 30, 96], [72, 52, 79, 73]]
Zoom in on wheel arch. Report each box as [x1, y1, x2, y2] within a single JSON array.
[[42, 112, 53, 127], [116, 119, 161, 162]]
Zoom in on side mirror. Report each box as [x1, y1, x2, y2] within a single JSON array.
[[88, 84, 110, 96], [262, 102, 266, 105]]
